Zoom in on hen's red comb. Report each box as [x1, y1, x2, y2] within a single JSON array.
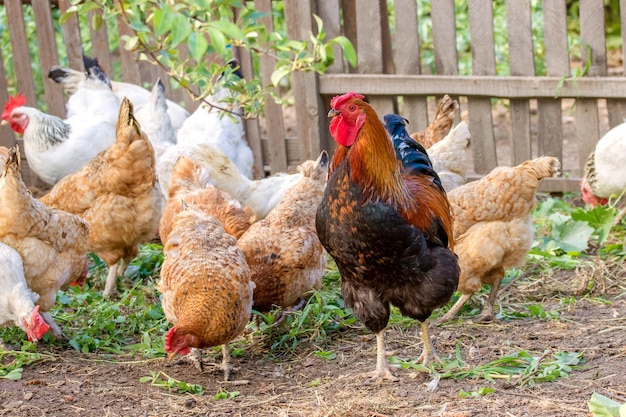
[[330, 92, 365, 109], [2, 94, 26, 120]]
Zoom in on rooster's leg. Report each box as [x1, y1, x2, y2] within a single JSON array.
[[476, 279, 502, 322], [40, 312, 66, 340], [415, 320, 442, 366], [366, 330, 399, 382], [437, 293, 472, 324]]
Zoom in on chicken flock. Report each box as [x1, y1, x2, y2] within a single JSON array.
[[1, 56, 606, 385]]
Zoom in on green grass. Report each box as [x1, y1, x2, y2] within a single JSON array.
[[1, 196, 623, 388]]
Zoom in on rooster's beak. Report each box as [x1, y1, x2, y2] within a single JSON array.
[[1, 120, 8, 126], [327, 109, 340, 118]]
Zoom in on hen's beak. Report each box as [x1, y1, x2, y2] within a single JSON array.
[[1, 120, 8, 126], [328, 109, 340, 118], [167, 351, 178, 361]]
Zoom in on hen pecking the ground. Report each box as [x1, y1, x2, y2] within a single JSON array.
[[0, 146, 90, 338], [159, 206, 254, 381], [316, 93, 460, 382]]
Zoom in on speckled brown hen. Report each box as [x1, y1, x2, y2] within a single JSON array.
[[159, 155, 254, 243], [237, 151, 329, 312], [0, 146, 89, 338], [410, 94, 458, 149], [159, 207, 254, 380], [40, 98, 160, 296]]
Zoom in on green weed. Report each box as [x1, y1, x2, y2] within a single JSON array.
[[0, 345, 57, 380], [140, 370, 204, 394], [588, 392, 626, 417]]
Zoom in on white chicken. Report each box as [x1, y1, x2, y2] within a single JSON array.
[[2, 65, 120, 185], [0, 242, 50, 342], [428, 121, 471, 192], [135, 78, 176, 160]]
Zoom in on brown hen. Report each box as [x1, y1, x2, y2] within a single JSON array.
[[238, 151, 329, 312], [159, 155, 254, 243], [159, 206, 254, 380], [0, 146, 89, 337], [40, 98, 160, 296], [439, 157, 561, 323], [410, 94, 458, 149]]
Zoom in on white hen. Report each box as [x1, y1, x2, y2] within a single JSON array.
[[428, 121, 471, 192], [135, 78, 176, 160], [0, 241, 50, 342]]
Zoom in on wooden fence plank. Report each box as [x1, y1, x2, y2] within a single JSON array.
[[88, 9, 113, 76], [355, 0, 394, 116], [0, 44, 15, 148], [57, 0, 83, 70], [576, 0, 605, 176], [341, 0, 357, 74], [506, 0, 534, 166], [114, 0, 141, 86], [317, 0, 343, 74], [431, 0, 458, 76], [538, 0, 568, 167], [5, 0, 37, 107], [393, 0, 428, 131], [32, 0, 65, 117], [256, 0, 287, 174], [468, 0, 497, 174], [284, 0, 326, 159], [318, 74, 626, 98], [606, 0, 626, 128]]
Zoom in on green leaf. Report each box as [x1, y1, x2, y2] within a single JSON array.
[[330, 36, 357, 67], [571, 205, 617, 245], [271, 67, 290, 87], [170, 14, 193, 47], [207, 26, 227, 55], [153, 8, 174, 37], [209, 20, 246, 41], [188, 32, 209, 61], [589, 392, 622, 417]]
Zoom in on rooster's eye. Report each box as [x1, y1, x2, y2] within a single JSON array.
[[348, 105, 356, 111]]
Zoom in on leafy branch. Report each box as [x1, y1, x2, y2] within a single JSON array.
[[61, 0, 357, 118]]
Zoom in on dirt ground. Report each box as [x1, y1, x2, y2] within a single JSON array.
[[1, 266, 626, 417]]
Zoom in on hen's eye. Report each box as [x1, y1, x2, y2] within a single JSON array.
[[349, 105, 356, 111]]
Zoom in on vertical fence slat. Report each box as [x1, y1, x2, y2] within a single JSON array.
[[284, 1, 325, 160], [467, 0, 497, 174], [393, 0, 428, 131], [431, 0, 458, 76], [354, 0, 394, 116], [32, 0, 65, 117], [341, 0, 357, 74], [506, 0, 533, 166], [5, 0, 37, 107], [606, 0, 626, 128], [88, 9, 113, 76], [57, 0, 83, 70], [538, 0, 568, 167], [576, 0, 605, 176], [0, 45, 15, 148], [317, 0, 343, 74], [256, 0, 288, 174], [114, 0, 142, 86]]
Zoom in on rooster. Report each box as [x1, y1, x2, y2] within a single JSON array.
[[1, 66, 119, 185], [159, 206, 254, 380], [0, 241, 50, 342], [40, 98, 160, 297], [581, 122, 626, 222], [438, 156, 561, 323], [316, 93, 460, 381]]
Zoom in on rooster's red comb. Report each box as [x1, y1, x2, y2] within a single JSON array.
[[330, 92, 365, 110], [2, 94, 26, 121]]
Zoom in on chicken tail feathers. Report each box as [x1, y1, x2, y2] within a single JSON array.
[[3, 146, 20, 177], [383, 114, 445, 193], [82, 55, 111, 88], [525, 156, 561, 180]]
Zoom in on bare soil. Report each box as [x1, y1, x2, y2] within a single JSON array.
[[1, 257, 625, 417]]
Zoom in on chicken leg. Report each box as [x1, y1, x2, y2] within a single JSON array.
[[476, 278, 502, 322], [41, 312, 66, 340], [103, 259, 129, 297], [437, 293, 472, 324], [366, 330, 399, 382], [415, 320, 442, 366]]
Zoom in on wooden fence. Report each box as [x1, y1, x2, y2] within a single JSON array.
[[1, 0, 625, 192]]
